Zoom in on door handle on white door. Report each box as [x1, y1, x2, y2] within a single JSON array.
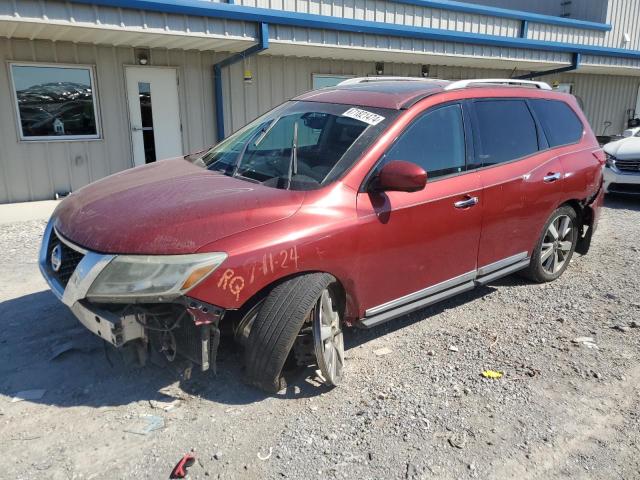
[[131, 126, 143, 132], [543, 172, 561, 183], [454, 196, 479, 209]]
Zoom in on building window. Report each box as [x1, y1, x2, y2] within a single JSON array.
[[312, 74, 354, 89], [10, 63, 101, 141]]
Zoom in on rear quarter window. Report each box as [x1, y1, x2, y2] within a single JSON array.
[[472, 99, 539, 166], [529, 99, 584, 147]]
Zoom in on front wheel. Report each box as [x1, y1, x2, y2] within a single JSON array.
[[243, 273, 343, 393], [522, 205, 578, 283]]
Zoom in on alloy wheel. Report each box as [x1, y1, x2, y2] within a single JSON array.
[[312, 288, 344, 386], [540, 214, 574, 275]]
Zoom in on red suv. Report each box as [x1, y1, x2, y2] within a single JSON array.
[[40, 78, 605, 392]]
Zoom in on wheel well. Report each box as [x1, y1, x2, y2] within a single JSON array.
[[559, 199, 594, 255], [560, 199, 593, 229], [228, 271, 349, 332], [561, 199, 583, 219]]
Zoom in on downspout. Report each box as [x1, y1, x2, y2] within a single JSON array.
[[214, 22, 269, 141], [516, 52, 581, 80]]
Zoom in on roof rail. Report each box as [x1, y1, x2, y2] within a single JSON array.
[[444, 79, 552, 91], [338, 76, 435, 85]]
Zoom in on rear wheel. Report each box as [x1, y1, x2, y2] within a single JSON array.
[[523, 205, 578, 283], [243, 273, 342, 393]]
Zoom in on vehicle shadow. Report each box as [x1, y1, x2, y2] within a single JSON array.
[[0, 283, 498, 409], [604, 194, 640, 211]]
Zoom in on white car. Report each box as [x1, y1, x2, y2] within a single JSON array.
[[603, 129, 640, 195]]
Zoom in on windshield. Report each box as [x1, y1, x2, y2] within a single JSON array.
[[192, 101, 396, 190]]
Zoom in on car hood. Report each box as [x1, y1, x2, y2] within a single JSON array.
[[604, 136, 640, 160], [54, 158, 305, 254]]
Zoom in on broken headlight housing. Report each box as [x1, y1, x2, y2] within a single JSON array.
[[86, 252, 227, 302]]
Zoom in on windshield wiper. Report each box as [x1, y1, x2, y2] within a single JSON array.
[[286, 120, 298, 190]]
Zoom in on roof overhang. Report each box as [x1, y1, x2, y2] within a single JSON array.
[[267, 41, 571, 73], [0, 17, 255, 52]]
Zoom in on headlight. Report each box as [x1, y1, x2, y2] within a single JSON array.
[[605, 153, 617, 168], [87, 252, 227, 301]]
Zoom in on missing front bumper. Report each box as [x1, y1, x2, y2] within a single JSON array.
[[70, 301, 145, 347], [68, 299, 224, 372]]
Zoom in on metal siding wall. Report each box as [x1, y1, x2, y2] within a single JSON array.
[[0, 38, 221, 203], [605, 0, 640, 50], [462, 0, 609, 23], [460, 0, 562, 17], [527, 0, 640, 51], [581, 53, 640, 70], [269, 25, 572, 64], [236, 0, 521, 37]]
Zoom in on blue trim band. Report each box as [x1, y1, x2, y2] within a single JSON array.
[[213, 22, 269, 140], [70, 0, 639, 59]]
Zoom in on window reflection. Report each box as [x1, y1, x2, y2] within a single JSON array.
[[11, 64, 99, 140]]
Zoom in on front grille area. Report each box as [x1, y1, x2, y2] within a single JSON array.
[[614, 159, 640, 172], [46, 230, 85, 288]]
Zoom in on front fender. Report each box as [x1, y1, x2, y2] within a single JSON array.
[[186, 207, 362, 322]]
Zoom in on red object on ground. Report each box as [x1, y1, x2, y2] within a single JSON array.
[[170, 454, 195, 479]]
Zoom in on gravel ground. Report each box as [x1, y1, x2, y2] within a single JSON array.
[[0, 197, 639, 480]]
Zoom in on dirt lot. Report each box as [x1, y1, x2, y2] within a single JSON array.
[[1, 197, 639, 480]]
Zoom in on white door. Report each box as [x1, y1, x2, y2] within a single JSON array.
[[125, 66, 183, 167]]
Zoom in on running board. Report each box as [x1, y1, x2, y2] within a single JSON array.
[[360, 255, 530, 329], [475, 258, 530, 285], [360, 281, 475, 329]]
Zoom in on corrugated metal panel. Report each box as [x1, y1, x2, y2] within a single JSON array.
[[0, 37, 225, 203], [604, 0, 640, 50], [269, 25, 572, 65], [236, 0, 521, 37], [0, 0, 257, 50], [581, 53, 640, 70], [461, 0, 563, 18], [462, 0, 609, 24], [528, 0, 640, 51], [527, 23, 607, 47]]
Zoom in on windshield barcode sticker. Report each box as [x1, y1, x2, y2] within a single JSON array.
[[342, 108, 385, 126]]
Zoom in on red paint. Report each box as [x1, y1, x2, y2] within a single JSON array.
[[55, 84, 602, 324], [54, 159, 305, 254], [377, 160, 428, 192]]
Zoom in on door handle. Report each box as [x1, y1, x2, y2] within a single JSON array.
[[543, 172, 561, 183], [454, 196, 479, 209], [131, 126, 143, 132]]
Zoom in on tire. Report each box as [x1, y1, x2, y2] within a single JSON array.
[[244, 273, 336, 393], [522, 205, 578, 283]]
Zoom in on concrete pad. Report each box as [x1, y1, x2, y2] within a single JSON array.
[[0, 200, 60, 225]]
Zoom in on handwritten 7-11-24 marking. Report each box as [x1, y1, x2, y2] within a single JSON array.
[[217, 246, 299, 301]]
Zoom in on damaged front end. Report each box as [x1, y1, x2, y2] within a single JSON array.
[[39, 220, 226, 372]]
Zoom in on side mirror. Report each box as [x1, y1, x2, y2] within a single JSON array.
[[373, 160, 427, 193]]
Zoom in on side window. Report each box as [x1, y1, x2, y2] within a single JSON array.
[[384, 104, 466, 179], [473, 100, 539, 166], [530, 99, 584, 147]]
